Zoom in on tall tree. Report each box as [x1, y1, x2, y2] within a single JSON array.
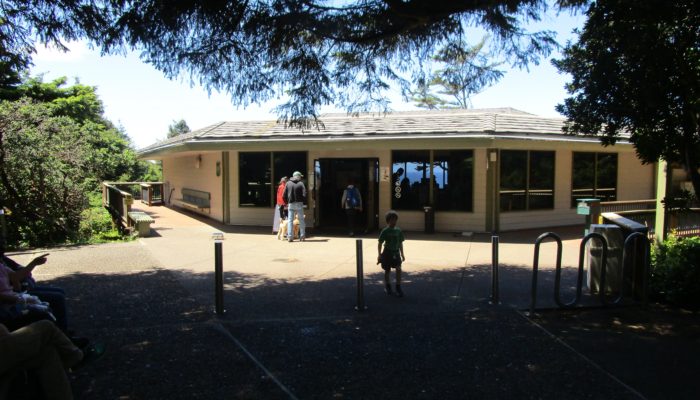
[[0, 76, 148, 245], [409, 76, 447, 110], [429, 37, 505, 109], [0, 0, 587, 128], [554, 0, 700, 197], [167, 119, 191, 138], [0, 99, 91, 244]]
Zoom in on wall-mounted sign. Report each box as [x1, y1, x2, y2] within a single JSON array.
[[380, 167, 390, 182]]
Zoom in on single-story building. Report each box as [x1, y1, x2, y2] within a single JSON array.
[[137, 108, 657, 233]]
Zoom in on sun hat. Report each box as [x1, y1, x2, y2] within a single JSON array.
[[293, 171, 304, 178]]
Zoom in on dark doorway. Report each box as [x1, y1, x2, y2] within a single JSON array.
[[313, 158, 379, 233]]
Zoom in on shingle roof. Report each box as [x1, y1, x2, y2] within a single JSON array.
[[138, 108, 589, 154]]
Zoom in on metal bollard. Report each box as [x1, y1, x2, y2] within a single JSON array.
[[355, 239, 367, 311], [490, 235, 500, 304], [213, 232, 225, 315]]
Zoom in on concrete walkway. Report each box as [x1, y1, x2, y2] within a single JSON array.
[[10, 205, 699, 399]]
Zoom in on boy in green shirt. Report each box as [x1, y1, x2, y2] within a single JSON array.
[[377, 210, 406, 297]]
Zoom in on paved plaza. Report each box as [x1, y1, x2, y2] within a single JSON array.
[[10, 205, 699, 399]]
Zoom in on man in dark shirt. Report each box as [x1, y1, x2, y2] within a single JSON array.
[[283, 171, 307, 241]]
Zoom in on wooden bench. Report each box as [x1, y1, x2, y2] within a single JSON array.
[[127, 211, 155, 237], [177, 188, 211, 212]]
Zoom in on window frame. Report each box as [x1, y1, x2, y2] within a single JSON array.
[[499, 150, 556, 212], [238, 151, 307, 208], [391, 149, 474, 212], [571, 152, 618, 208]]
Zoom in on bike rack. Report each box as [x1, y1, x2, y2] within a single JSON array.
[[530, 232, 609, 314], [621, 232, 651, 307], [530, 232, 562, 314]]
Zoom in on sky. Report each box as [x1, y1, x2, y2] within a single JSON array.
[[30, 9, 585, 150]]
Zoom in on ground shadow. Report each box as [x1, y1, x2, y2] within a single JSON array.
[[34, 263, 700, 400]]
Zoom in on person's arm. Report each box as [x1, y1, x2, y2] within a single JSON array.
[[399, 242, 405, 261], [0, 323, 9, 336], [341, 189, 347, 208], [0, 290, 20, 304], [377, 241, 383, 263], [11, 254, 47, 282]]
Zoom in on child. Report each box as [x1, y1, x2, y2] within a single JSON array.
[[377, 210, 406, 297]]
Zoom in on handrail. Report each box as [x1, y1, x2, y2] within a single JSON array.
[[102, 182, 133, 225], [530, 232, 562, 314]]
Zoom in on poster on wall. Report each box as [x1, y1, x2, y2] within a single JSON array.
[[380, 166, 390, 182]]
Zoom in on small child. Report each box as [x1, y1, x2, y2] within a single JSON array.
[[377, 210, 406, 297]]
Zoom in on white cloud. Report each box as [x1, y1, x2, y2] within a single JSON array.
[[33, 41, 89, 63]]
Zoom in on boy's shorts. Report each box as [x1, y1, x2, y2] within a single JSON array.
[[380, 251, 402, 271]]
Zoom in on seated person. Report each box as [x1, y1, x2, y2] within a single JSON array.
[[0, 320, 83, 400], [0, 235, 68, 332], [0, 254, 58, 332]]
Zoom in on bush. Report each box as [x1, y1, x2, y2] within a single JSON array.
[[651, 235, 700, 309], [78, 192, 121, 243]]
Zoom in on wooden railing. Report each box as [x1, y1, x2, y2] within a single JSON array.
[[601, 199, 656, 213], [102, 182, 133, 226], [102, 181, 164, 229], [600, 199, 699, 240], [140, 183, 164, 206]]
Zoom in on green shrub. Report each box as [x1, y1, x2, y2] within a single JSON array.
[[651, 235, 700, 309], [78, 192, 122, 243]]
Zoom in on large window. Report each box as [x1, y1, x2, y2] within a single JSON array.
[[433, 150, 474, 211], [274, 152, 307, 184], [239, 152, 271, 207], [239, 151, 306, 207], [572, 152, 617, 207], [391, 150, 474, 211], [500, 150, 555, 212]]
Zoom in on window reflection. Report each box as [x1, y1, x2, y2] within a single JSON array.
[[433, 150, 474, 211], [500, 150, 555, 212], [239, 152, 271, 207], [391, 150, 430, 210], [239, 151, 306, 207], [572, 152, 617, 207]]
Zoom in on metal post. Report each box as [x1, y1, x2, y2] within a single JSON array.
[[213, 232, 225, 315], [490, 235, 500, 304], [355, 239, 367, 311]]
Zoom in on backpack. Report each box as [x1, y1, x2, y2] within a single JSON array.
[[345, 187, 359, 209]]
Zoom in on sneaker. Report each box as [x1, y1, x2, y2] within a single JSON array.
[[72, 342, 106, 370], [300, 236, 305, 242], [70, 336, 91, 350], [384, 285, 393, 296], [395, 285, 404, 298], [288, 237, 293, 242]]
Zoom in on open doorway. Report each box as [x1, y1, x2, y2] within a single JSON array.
[[313, 158, 379, 233]]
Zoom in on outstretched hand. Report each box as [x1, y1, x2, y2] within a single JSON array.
[[29, 253, 49, 268]]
